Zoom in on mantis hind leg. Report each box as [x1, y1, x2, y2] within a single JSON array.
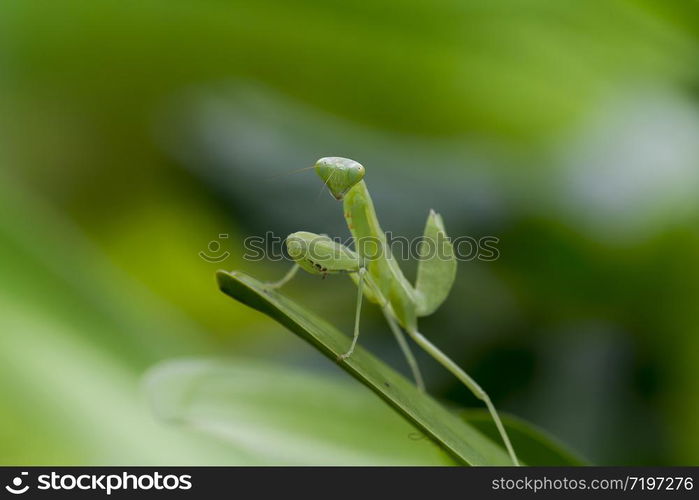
[[382, 307, 425, 391], [264, 263, 300, 289], [403, 323, 519, 465], [338, 267, 367, 361]]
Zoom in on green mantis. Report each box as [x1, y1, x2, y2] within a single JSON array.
[[268, 157, 519, 465]]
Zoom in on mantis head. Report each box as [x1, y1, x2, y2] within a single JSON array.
[[314, 157, 365, 200]]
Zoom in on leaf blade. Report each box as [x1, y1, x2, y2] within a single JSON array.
[[146, 358, 458, 465]]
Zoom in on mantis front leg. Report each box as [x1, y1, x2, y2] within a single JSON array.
[[277, 232, 425, 387]]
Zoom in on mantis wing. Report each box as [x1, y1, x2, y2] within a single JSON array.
[[414, 210, 457, 317]]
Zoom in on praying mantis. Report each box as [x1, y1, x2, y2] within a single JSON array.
[[267, 157, 519, 465]]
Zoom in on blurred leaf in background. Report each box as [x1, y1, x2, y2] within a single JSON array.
[[146, 359, 457, 466], [1, 0, 699, 465]]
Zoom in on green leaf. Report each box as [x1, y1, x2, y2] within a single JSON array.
[[0, 173, 249, 465], [460, 410, 587, 466], [217, 270, 512, 465], [146, 358, 457, 465]]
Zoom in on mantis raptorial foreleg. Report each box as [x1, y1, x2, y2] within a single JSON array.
[[272, 157, 518, 465], [265, 241, 424, 384]]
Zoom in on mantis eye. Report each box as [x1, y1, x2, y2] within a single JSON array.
[[314, 157, 365, 200]]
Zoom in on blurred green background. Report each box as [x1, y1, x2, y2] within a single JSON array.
[[2, 0, 699, 465]]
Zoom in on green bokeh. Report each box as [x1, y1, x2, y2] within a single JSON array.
[[1, 0, 698, 464]]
